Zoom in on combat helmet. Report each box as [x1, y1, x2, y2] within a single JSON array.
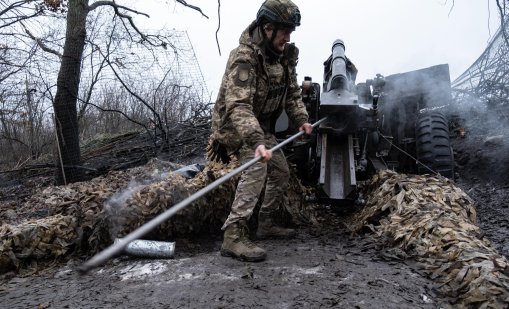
[[256, 0, 301, 30]]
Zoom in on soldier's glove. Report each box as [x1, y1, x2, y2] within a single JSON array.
[[207, 138, 230, 164]]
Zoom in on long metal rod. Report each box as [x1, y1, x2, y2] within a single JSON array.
[[78, 118, 326, 273], [53, 113, 67, 185]]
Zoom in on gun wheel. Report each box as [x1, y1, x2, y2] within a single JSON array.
[[415, 111, 455, 178]]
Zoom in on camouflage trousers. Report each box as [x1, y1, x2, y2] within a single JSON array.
[[221, 135, 290, 230]]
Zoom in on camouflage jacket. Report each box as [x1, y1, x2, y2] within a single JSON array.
[[210, 21, 309, 152]]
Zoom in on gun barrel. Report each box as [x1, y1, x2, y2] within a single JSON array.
[[329, 39, 347, 91]]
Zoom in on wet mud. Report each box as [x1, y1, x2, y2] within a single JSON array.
[[0, 220, 444, 308]]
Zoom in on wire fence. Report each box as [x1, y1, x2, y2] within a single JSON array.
[[452, 20, 509, 114]]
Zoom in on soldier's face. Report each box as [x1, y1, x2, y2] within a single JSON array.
[[265, 27, 293, 53]]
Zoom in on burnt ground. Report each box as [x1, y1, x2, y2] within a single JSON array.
[[0, 111, 508, 308]]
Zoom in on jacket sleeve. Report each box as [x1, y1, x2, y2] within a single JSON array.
[[223, 49, 265, 150], [284, 44, 309, 128]]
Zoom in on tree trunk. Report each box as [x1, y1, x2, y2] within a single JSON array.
[[53, 0, 89, 184]]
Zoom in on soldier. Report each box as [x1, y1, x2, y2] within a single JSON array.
[[207, 0, 312, 262]]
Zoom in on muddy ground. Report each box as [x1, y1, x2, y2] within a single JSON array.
[[1, 109, 508, 308], [0, 213, 444, 308]]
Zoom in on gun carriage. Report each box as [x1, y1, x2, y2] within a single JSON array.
[[277, 39, 455, 203]]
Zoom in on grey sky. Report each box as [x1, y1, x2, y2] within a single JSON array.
[[136, 0, 499, 98]]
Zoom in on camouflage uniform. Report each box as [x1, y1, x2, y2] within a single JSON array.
[[209, 21, 309, 230]]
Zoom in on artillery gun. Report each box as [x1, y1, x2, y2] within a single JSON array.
[[277, 39, 455, 203], [80, 40, 456, 271]]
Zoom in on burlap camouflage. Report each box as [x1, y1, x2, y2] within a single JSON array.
[[221, 134, 289, 230], [209, 21, 308, 156]]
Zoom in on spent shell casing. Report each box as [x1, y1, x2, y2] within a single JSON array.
[[115, 239, 175, 258]]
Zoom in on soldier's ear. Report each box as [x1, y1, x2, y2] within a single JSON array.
[[263, 23, 274, 31], [263, 23, 274, 37]]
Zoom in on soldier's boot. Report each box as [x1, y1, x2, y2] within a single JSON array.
[[220, 220, 266, 262], [256, 211, 296, 239]]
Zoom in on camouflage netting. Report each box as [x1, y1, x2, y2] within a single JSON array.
[[350, 170, 509, 307], [0, 158, 314, 274], [105, 158, 317, 242], [0, 215, 77, 274]]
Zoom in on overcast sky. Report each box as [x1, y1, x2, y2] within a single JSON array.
[[134, 0, 500, 98]]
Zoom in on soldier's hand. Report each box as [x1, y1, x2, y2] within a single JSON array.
[[255, 144, 272, 162], [207, 139, 230, 164], [299, 122, 313, 135]]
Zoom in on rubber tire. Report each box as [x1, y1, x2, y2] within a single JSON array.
[[415, 112, 454, 178]]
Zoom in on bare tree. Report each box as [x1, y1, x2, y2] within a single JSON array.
[[45, 0, 208, 184], [0, 1, 212, 182]]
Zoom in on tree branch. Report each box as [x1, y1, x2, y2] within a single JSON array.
[[79, 25, 117, 120], [176, 0, 208, 18], [103, 56, 164, 133], [0, 42, 36, 83], [88, 0, 163, 47], [23, 24, 63, 59], [0, 134, 29, 148], [83, 101, 150, 132], [215, 0, 221, 55], [88, 1, 149, 17], [447, 0, 455, 17]]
